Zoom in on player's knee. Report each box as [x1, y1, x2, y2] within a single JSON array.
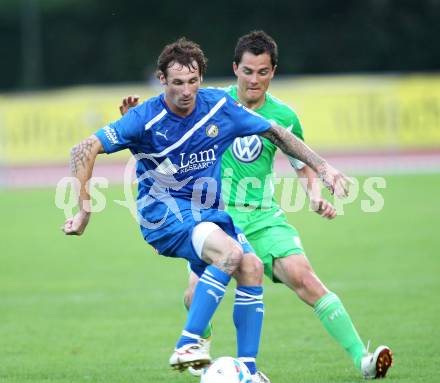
[[297, 268, 324, 295], [298, 270, 314, 290], [241, 255, 264, 278], [213, 242, 243, 275], [228, 243, 244, 270], [233, 253, 264, 285]]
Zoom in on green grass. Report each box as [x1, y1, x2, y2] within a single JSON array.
[[1, 174, 439, 382]]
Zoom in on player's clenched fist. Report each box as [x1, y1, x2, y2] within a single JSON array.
[[62, 211, 90, 235]]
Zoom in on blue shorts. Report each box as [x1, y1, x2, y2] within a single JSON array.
[[141, 208, 254, 277]]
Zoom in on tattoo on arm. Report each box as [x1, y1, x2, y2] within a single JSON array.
[[261, 125, 325, 171], [69, 136, 103, 211], [70, 137, 98, 175]]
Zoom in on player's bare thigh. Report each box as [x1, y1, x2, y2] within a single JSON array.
[[272, 254, 329, 306]]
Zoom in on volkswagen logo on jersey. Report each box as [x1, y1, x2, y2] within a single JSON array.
[[232, 135, 263, 163]]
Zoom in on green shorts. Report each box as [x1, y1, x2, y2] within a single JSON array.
[[227, 206, 305, 282]]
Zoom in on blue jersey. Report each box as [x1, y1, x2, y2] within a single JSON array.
[[95, 88, 271, 265]]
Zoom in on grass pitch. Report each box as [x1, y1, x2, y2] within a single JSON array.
[[1, 174, 439, 382]]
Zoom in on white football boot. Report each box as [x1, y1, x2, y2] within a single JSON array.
[[252, 371, 271, 383], [169, 343, 211, 372], [188, 337, 212, 377], [361, 345, 393, 379]]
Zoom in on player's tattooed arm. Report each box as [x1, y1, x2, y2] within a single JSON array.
[[62, 135, 103, 236], [70, 135, 103, 179], [261, 124, 351, 197], [261, 124, 325, 170], [70, 136, 103, 176]]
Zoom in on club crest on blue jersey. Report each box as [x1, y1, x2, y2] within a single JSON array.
[[206, 124, 219, 138], [232, 135, 263, 163]]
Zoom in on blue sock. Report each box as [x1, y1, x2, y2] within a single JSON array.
[[176, 265, 231, 348], [233, 286, 264, 375]]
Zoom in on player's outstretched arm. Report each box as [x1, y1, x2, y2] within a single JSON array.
[[295, 165, 337, 219], [62, 135, 104, 235], [261, 124, 350, 198]]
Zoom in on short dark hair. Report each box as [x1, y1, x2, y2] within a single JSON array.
[[156, 37, 208, 78], [233, 30, 278, 67]]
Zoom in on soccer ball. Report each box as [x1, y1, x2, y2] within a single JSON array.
[[200, 356, 252, 383]]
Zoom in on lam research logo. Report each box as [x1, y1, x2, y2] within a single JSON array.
[[206, 124, 219, 138], [232, 135, 263, 163]]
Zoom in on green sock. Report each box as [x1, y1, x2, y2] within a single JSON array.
[[314, 292, 366, 370], [201, 321, 213, 339], [184, 299, 213, 339]]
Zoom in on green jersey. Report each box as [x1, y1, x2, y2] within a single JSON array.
[[221, 85, 304, 210]]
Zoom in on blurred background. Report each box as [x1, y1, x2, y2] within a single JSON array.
[[1, 0, 440, 186], [1, 2, 440, 382]]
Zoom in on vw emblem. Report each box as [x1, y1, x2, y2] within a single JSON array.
[[232, 135, 263, 163]]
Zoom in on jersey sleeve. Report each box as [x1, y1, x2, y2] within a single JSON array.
[[95, 108, 144, 154], [223, 94, 272, 137], [289, 111, 304, 141]]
